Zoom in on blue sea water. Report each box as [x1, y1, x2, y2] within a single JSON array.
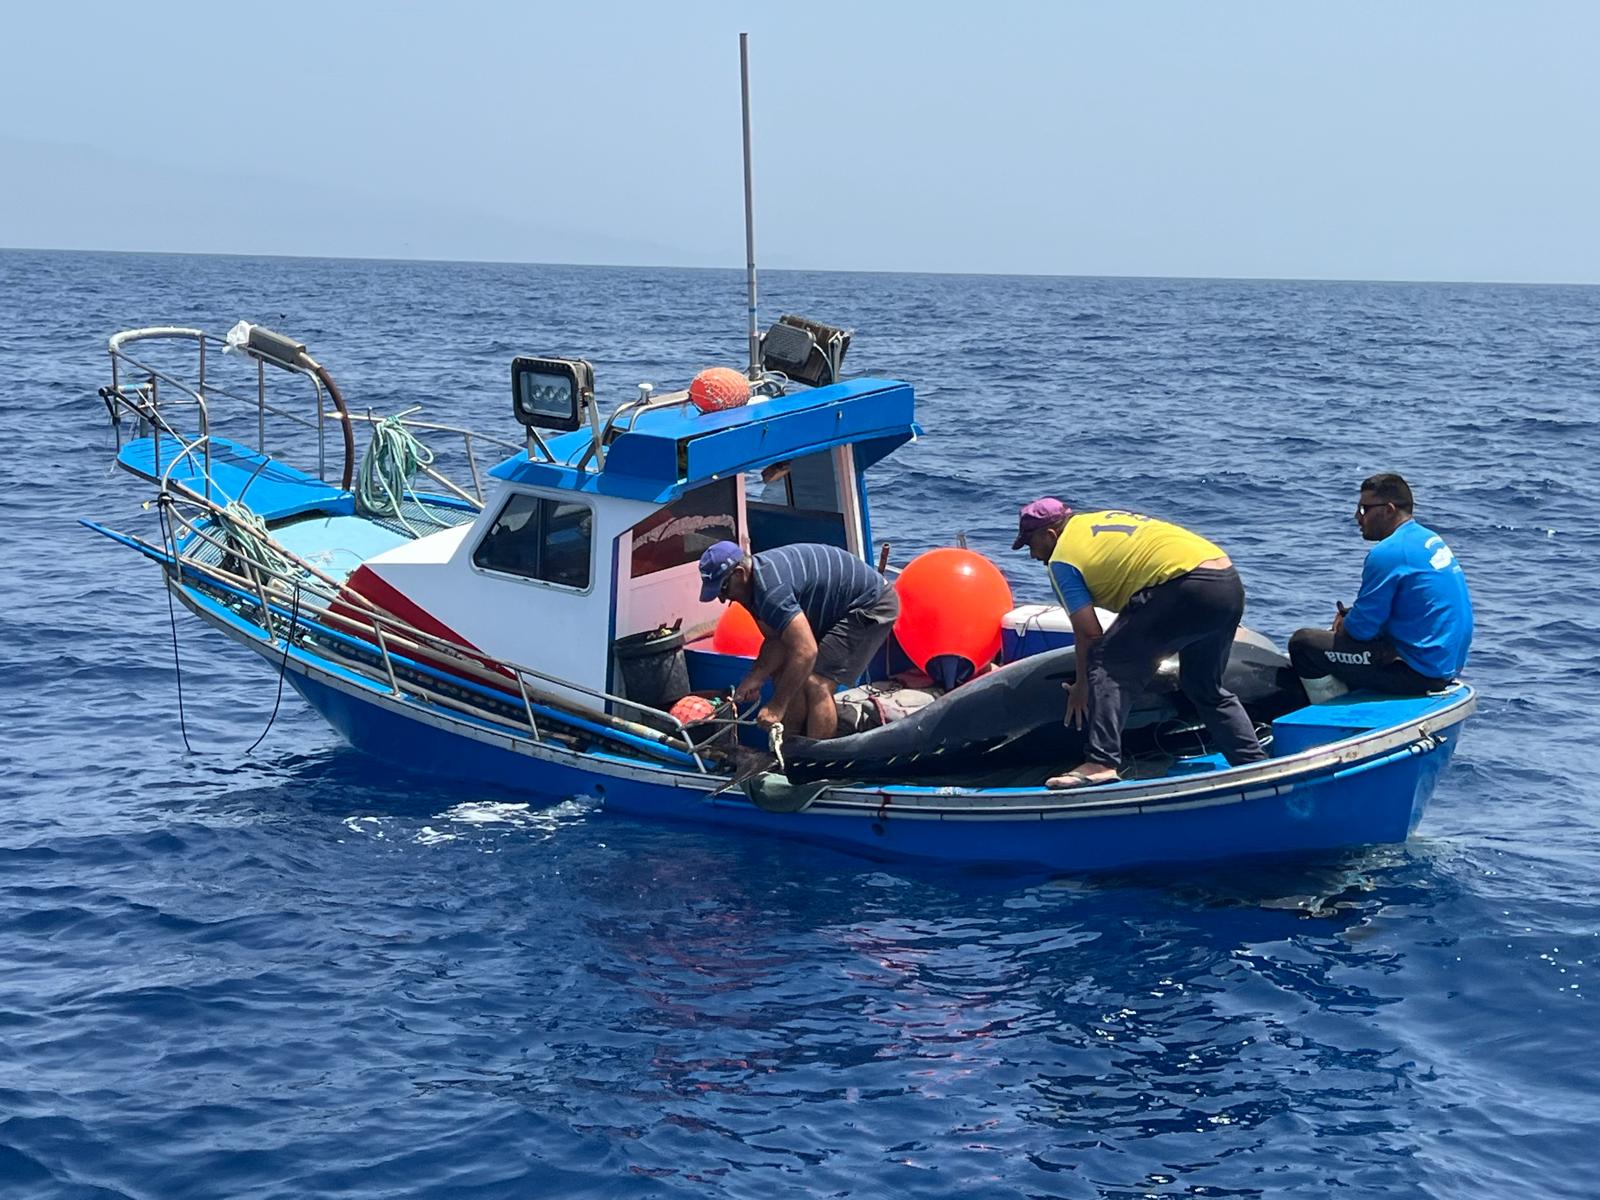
[[1, 249, 1597, 1198]]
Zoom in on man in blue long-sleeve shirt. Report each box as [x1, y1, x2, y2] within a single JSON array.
[[1289, 473, 1474, 703]]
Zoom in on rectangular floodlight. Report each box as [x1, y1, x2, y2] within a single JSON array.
[[759, 315, 850, 387], [511, 356, 593, 433]]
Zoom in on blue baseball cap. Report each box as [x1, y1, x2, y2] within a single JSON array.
[[698, 541, 746, 602]]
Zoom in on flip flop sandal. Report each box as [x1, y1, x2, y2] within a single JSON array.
[[1046, 767, 1119, 790]]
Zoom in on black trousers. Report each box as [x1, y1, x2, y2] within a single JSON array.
[[1287, 627, 1450, 695], [1084, 567, 1267, 770]]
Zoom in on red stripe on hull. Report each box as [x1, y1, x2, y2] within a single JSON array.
[[331, 565, 517, 690]]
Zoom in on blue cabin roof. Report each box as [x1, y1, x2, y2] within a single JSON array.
[[488, 377, 919, 503]]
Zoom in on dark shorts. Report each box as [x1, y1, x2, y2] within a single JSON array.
[[814, 586, 900, 686]]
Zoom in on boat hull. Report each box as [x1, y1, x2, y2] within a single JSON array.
[[285, 657, 1466, 874]]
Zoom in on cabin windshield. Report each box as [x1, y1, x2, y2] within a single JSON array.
[[746, 448, 851, 552]]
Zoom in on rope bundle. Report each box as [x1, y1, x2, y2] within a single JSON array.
[[354, 415, 438, 536], [219, 501, 296, 578]]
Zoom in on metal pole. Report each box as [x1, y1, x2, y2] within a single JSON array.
[[515, 673, 542, 741], [373, 620, 402, 697], [583, 389, 606, 469], [197, 337, 211, 500], [463, 432, 484, 503], [740, 32, 759, 380], [150, 374, 161, 478], [314, 375, 326, 482], [110, 351, 122, 449]]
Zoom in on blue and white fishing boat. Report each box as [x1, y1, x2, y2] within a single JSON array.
[[81, 308, 1474, 873], [80, 39, 1472, 873]]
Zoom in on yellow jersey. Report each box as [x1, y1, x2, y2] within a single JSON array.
[[1048, 510, 1225, 613]]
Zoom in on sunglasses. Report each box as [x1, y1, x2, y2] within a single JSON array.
[[1356, 501, 1392, 517]]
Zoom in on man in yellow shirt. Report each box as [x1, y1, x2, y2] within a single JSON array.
[[1011, 498, 1266, 788]]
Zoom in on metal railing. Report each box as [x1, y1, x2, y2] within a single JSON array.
[[153, 487, 713, 773], [104, 326, 521, 508]]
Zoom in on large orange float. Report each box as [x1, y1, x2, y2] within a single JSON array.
[[711, 601, 763, 656], [893, 548, 1013, 689]]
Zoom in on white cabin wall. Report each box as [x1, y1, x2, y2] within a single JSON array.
[[368, 486, 657, 708], [616, 561, 727, 643]]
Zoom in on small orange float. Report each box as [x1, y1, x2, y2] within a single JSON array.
[[688, 367, 751, 413], [669, 694, 717, 725]]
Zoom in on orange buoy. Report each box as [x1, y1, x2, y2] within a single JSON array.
[[893, 548, 1013, 689], [688, 366, 751, 413], [712, 602, 764, 656], [669, 694, 717, 725]]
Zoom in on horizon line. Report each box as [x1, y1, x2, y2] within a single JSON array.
[[3, 243, 1595, 291]]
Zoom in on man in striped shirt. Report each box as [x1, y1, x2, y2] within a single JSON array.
[[698, 541, 899, 739]]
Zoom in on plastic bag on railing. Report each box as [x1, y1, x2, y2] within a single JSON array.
[[223, 321, 254, 356]]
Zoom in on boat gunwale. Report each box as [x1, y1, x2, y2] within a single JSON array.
[[164, 565, 1476, 822]]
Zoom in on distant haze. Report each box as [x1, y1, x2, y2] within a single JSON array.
[[4, 1, 1597, 284]]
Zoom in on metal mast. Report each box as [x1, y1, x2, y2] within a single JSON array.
[[740, 32, 759, 379]]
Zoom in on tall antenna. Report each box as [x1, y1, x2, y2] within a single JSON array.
[[740, 32, 759, 379]]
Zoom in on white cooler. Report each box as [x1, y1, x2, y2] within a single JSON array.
[[1000, 604, 1118, 662]]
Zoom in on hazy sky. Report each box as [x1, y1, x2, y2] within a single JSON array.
[[4, 1, 1596, 283]]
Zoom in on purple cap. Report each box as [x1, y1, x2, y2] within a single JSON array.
[[1011, 498, 1071, 549], [698, 540, 746, 601]]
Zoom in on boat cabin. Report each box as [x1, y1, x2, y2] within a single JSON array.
[[338, 320, 919, 708]]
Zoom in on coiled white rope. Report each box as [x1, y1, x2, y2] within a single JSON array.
[[354, 415, 438, 537], [219, 501, 296, 578]]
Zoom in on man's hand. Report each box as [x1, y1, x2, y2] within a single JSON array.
[[1332, 601, 1348, 635], [1064, 678, 1090, 729], [734, 677, 763, 703], [756, 703, 783, 730]]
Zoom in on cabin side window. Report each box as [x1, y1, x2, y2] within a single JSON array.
[[629, 477, 738, 577], [473, 493, 593, 589], [746, 449, 849, 552]]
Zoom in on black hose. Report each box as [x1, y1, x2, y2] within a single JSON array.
[[157, 497, 194, 755], [245, 584, 301, 756], [156, 494, 301, 758]]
